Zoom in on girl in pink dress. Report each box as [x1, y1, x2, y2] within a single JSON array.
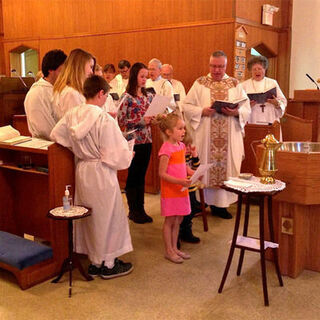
[[157, 113, 194, 263]]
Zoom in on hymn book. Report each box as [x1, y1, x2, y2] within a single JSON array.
[[110, 93, 119, 101], [211, 97, 247, 114], [247, 87, 277, 104], [0, 125, 32, 145]]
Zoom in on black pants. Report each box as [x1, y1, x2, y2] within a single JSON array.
[[126, 143, 152, 190], [180, 191, 198, 233]]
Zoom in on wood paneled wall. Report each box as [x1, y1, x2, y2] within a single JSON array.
[[2, 0, 233, 38], [236, 0, 289, 28], [0, 0, 291, 94], [235, 0, 292, 96], [1, 0, 235, 91]]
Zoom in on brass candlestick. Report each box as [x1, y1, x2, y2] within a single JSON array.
[[258, 134, 282, 184]]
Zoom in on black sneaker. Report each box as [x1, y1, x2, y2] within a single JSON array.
[[100, 259, 133, 279], [180, 230, 201, 243], [210, 205, 233, 219], [88, 264, 101, 277]]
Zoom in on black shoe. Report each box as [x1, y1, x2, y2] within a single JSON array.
[[128, 211, 149, 224], [140, 209, 153, 223], [210, 205, 233, 219], [180, 230, 201, 243], [100, 259, 134, 279], [88, 264, 101, 277]]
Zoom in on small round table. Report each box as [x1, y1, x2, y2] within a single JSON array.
[[48, 206, 93, 297], [218, 178, 285, 306]]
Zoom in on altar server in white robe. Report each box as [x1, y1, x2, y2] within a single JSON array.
[[183, 51, 251, 219], [50, 75, 134, 279], [241, 55, 286, 126], [52, 48, 94, 122], [24, 49, 67, 139], [146, 58, 176, 109], [161, 63, 186, 113]]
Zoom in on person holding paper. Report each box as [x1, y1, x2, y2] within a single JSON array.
[[157, 113, 193, 263], [183, 50, 250, 219], [52, 48, 95, 121], [51, 75, 134, 279], [161, 64, 186, 113], [118, 62, 154, 224], [24, 49, 67, 140], [146, 58, 176, 110], [179, 131, 201, 245], [241, 55, 287, 125]]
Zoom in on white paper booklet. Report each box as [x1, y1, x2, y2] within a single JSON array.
[[235, 235, 278, 250], [181, 163, 214, 191], [0, 125, 32, 145], [144, 95, 171, 117], [17, 138, 55, 150]]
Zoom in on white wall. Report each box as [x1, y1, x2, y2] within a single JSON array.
[[290, 0, 320, 97]]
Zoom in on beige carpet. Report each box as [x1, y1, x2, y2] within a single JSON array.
[[1, 193, 320, 320]]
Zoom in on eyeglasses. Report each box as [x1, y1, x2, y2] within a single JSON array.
[[209, 64, 226, 69], [119, 68, 129, 74]]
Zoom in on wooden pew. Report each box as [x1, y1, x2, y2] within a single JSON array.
[[280, 113, 313, 142]]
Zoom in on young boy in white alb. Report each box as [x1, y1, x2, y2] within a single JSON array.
[[51, 75, 134, 279]]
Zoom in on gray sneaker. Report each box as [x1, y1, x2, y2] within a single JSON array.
[[100, 259, 133, 279]]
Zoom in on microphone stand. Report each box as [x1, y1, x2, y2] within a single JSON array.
[[306, 73, 319, 90]]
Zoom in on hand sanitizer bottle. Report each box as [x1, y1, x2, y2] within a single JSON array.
[[63, 185, 71, 211]]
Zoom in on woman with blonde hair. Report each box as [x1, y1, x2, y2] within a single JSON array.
[[52, 48, 94, 121]]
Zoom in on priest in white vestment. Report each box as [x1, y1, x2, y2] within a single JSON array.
[[183, 51, 251, 219], [24, 49, 67, 140], [50, 75, 134, 278], [146, 58, 176, 109], [161, 64, 186, 113], [241, 55, 287, 126]]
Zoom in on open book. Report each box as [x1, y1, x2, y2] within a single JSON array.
[[247, 87, 277, 104], [211, 97, 247, 114], [0, 125, 32, 145]]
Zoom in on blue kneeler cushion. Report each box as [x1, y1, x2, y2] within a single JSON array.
[[0, 231, 53, 270]]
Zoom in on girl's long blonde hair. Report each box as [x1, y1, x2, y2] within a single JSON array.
[[53, 48, 93, 94]]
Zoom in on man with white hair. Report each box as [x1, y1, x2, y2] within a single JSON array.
[[161, 64, 186, 112], [146, 58, 175, 108]]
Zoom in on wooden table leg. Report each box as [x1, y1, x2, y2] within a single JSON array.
[[259, 196, 269, 306], [218, 194, 243, 293], [267, 196, 283, 287], [68, 220, 73, 298], [237, 194, 251, 276]]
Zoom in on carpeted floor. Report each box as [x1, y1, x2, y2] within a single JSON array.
[[1, 193, 320, 320]]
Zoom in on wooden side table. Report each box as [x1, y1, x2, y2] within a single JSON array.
[[48, 206, 93, 297], [218, 184, 284, 306]]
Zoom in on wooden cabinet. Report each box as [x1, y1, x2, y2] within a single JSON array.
[[0, 142, 74, 288], [0, 77, 34, 126], [241, 121, 280, 175]]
